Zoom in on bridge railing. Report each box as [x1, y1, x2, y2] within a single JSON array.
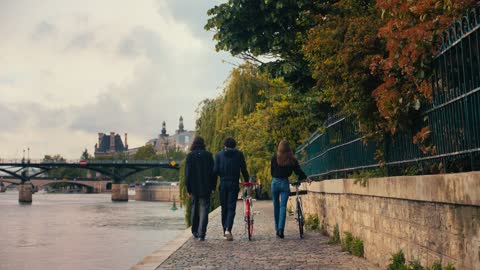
[[296, 8, 480, 179], [0, 159, 177, 165]]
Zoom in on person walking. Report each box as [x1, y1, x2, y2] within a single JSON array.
[[185, 136, 216, 241], [214, 137, 249, 241], [271, 140, 311, 239]]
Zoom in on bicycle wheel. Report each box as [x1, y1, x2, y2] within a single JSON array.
[[246, 199, 252, 240], [297, 199, 304, 238], [249, 201, 254, 239]]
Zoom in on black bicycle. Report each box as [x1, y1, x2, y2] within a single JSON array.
[[290, 181, 307, 238]]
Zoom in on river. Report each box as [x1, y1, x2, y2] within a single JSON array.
[[0, 190, 185, 270]]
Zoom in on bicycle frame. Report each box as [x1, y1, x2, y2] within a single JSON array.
[[292, 182, 305, 238], [241, 182, 257, 240]]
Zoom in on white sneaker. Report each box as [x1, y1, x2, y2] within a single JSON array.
[[225, 231, 233, 241]]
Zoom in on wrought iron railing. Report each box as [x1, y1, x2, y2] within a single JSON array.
[[297, 8, 480, 179]]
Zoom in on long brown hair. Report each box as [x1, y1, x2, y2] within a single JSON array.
[[276, 140, 296, 167], [190, 136, 206, 151]]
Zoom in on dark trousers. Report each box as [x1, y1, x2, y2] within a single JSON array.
[[219, 180, 239, 233], [191, 195, 211, 238]]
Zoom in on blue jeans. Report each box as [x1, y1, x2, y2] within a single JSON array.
[[271, 177, 290, 231], [191, 195, 211, 238], [219, 180, 239, 232]]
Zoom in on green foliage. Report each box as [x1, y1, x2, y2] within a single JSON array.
[[122, 146, 186, 183], [351, 168, 386, 186], [328, 224, 341, 244], [430, 261, 443, 270], [80, 148, 91, 160], [341, 231, 363, 257], [180, 64, 282, 225], [388, 250, 456, 270], [341, 231, 354, 252], [304, 0, 384, 135], [388, 250, 407, 270], [43, 154, 85, 179], [404, 165, 420, 176], [408, 260, 424, 270], [133, 145, 157, 160], [178, 160, 191, 227], [305, 214, 320, 231], [372, 0, 477, 135], [350, 238, 364, 257], [443, 263, 456, 270], [205, 0, 332, 91]]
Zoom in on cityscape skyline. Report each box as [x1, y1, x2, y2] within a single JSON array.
[[0, 0, 237, 159]]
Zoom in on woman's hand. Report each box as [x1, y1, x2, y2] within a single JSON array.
[[307, 177, 313, 185]]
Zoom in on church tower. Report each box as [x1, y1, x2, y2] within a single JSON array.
[[161, 121, 167, 136], [177, 116, 185, 134]]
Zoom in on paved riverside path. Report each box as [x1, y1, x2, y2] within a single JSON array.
[[156, 200, 379, 270]]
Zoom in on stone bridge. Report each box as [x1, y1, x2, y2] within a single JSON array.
[[0, 178, 111, 193]]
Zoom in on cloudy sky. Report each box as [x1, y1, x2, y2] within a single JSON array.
[[0, 0, 237, 159]]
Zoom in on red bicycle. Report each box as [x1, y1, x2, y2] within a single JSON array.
[[240, 182, 257, 240]]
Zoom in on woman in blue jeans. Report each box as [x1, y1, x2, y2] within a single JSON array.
[[271, 140, 311, 238]]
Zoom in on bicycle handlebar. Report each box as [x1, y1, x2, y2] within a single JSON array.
[[290, 181, 303, 187], [240, 182, 258, 187]]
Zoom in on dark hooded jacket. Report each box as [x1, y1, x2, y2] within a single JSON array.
[[214, 148, 249, 182], [185, 149, 216, 197]]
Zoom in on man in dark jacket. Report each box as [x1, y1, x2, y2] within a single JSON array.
[[214, 137, 249, 241], [185, 136, 216, 241]]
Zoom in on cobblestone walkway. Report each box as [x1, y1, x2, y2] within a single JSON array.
[[157, 201, 379, 270]]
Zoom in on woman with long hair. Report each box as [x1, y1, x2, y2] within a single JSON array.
[[270, 140, 311, 238]]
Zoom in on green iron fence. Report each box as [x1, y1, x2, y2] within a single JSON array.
[[297, 8, 480, 179]]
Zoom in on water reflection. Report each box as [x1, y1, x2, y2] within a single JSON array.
[[0, 191, 185, 270]]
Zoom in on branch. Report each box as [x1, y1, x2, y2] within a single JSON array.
[[238, 52, 265, 65]]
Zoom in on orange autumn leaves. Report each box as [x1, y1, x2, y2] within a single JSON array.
[[304, 0, 477, 137], [371, 0, 476, 134]]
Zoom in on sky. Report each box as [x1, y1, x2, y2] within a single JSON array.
[[0, 0, 237, 159]]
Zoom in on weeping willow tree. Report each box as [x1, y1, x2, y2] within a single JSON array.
[[180, 64, 285, 226], [179, 63, 323, 226], [225, 91, 321, 198], [195, 63, 279, 151]]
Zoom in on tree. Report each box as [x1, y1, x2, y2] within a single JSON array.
[[303, 0, 385, 136], [133, 145, 157, 160], [205, 0, 337, 91], [371, 0, 477, 134], [80, 148, 91, 160], [224, 91, 320, 197], [195, 64, 279, 152], [42, 154, 84, 179]]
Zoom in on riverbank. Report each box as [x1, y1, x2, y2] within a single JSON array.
[[131, 201, 378, 270]]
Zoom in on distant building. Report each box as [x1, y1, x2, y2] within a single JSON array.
[[146, 117, 194, 154], [172, 116, 195, 152], [94, 132, 128, 158]]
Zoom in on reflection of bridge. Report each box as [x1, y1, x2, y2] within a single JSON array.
[[0, 159, 179, 203]]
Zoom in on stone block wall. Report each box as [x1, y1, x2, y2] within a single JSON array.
[[135, 185, 179, 202], [291, 172, 480, 269]]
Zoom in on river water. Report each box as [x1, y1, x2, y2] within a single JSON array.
[[0, 191, 185, 270]]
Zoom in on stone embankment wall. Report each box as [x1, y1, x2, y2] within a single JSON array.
[[291, 172, 480, 269], [135, 185, 179, 202]]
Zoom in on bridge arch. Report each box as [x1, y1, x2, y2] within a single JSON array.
[[40, 181, 95, 193]]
